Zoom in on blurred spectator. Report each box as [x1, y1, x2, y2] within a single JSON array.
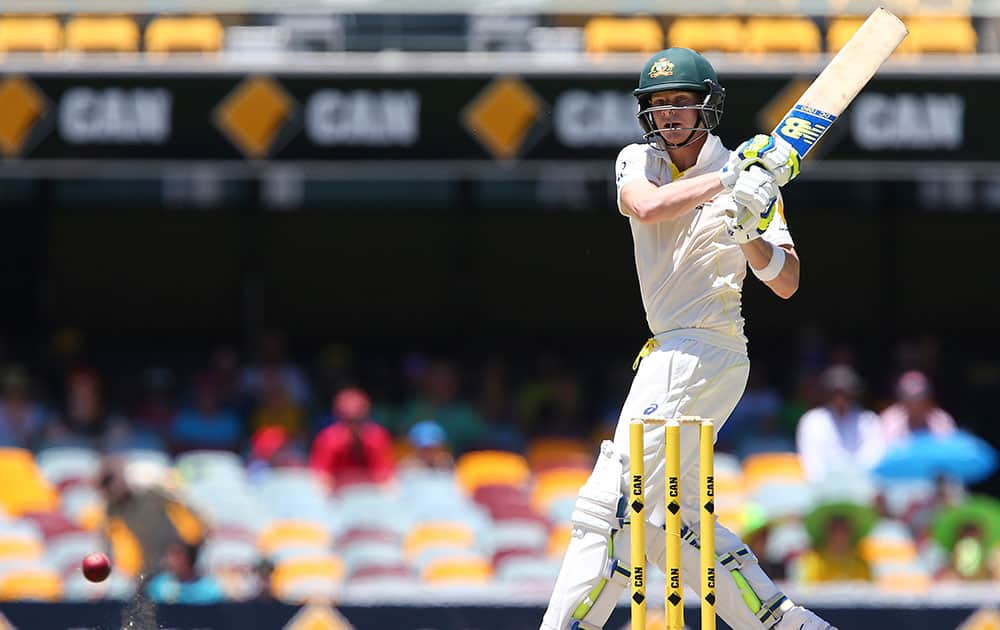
[[795, 365, 886, 482], [795, 501, 876, 584], [169, 373, 242, 453], [931, 496, 1000, 581], [241, 332, 311, 405], [99, 458, 205, 579], [777, 371, 823, 437], [247, 425, 308, 480], [742, 503, 786, 580], [397, 360, 486, 453], [146, 541, 224, 604], [399, 420, 454, 471], [210, 346, 243, 411], [881, 370, 956, 446], [253, 558, 275, 602], [133, 367, 177, 431], [48, 368, 118, 446], [250, 369, 307, 438], [720, 369, 787, 457], [534, 373, 588, 438], [0, 366, 48, 448], [477, 359, 525, 452], [310, 387, 395, 487]]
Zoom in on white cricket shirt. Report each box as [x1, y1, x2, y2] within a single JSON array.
[[615, 134, 794, 345]]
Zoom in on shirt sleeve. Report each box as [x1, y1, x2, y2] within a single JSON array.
[[615, 143, 655, 217], [761, 191, 795, 249]]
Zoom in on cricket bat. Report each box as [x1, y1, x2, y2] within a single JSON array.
[[771, 7, 908, 159]]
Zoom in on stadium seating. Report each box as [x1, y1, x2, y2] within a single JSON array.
[[421, 555, 492, 584], [403, 522, 476, 561], [0, 16, 62, 53], [907, 16, 977, 53], [64, 16, 139, 53], [145, 16, 224, 53], [530, 468, 588, 515], [455, 450, 531, 495], [583, 16, 664, 54], [270, 555, 344, 603], [0, 449, 58, 517], [667, 17, 746, 52], [827, 16, 918, 54], [526, 437, 593, 472], [0, 521, 44, 564], [36, 447, 101, 488], [745, 17, 822, 53], [0, 565, 62, 601], [742, 452, 805, 493], [258, 520, 332, 559], [546, 525, 572, 558]]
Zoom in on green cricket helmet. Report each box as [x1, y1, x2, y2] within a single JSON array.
[[634, 48, 725, 151]]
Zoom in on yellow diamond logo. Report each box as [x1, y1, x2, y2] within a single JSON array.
[[463, 76, 542, 160], [0, 76, 46, 157], [282, 605, 354, 630], [215, 76, 294, 158]]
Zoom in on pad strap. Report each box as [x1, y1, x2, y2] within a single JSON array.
[[757, 592, 793, 628], [719, 545, 755, 571]]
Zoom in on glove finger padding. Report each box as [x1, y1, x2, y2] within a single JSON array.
[[715, 193, 761, 244], [732, 166, 779, 221], [720, 134, 800, 190]]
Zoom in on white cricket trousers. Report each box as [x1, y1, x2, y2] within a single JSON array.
[[542, 328, 777, 630]]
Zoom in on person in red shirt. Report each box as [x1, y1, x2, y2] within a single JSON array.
[[309, 387, 395, 488]]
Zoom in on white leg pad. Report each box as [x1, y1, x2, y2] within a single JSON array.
[[540, 441, 631, 630], [648, 518, 790, 629]]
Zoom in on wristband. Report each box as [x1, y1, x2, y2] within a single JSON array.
[[751, 243, 786, 282]]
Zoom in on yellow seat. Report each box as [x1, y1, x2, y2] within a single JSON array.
[[421, 556, 492, 584], [667, 17, 745, 53], [145, 16, 223, 53], [531, 468, 589, 513], [258, 520, 331, 557], [547, 525, 572, 558], [526, 438, 593, 471], [0, 448, 58, 516], [403, 522, 475, 560], [0, 568, 62, 601], [455, 450, 530, 495], [270, 555, 345, 602], [0, 536, 44, 562], [860, 537, 919, 563], [584, 16, 663, 54], [908, 16, 977, 54], [742, 452, 804, 493], [827, 17, 918, 55], [272, 555, 344, 583], [0, 16, 62, 52], [745, 17, 821, 53], [65, 16, 139, 52]]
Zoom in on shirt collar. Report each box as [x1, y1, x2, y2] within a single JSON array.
[[665, 133, 725, 180]]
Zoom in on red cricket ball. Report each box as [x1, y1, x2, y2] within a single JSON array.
[[82, 552, 111, 583]]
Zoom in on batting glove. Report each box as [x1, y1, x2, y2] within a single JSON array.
[[720, 134, 800, 190], [730, 165, 779, 235]]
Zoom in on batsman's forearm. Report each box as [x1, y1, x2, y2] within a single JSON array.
[[629, 173, 725, 223], [743, 241, 799, 299]]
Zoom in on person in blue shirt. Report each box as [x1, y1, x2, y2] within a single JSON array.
[[146, 541, 225, 604], [170, 373, 242, 453]]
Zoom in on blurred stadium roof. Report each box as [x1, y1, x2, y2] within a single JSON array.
[[5, 0, 1000, 16]]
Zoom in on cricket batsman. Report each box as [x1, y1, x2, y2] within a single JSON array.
[[540, 48, 837, 630]]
